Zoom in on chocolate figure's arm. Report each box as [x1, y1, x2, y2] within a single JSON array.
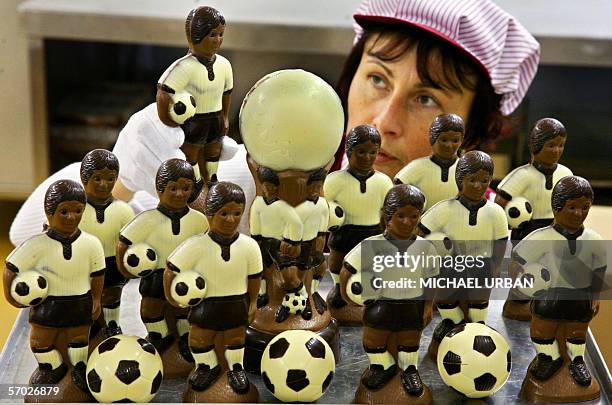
[[156, 84, 179, 127], [494, 192, 510, 208], [247, 271, 262, 322], [90, 272, 105, 321], [115, 237, 138, 279], [3, 263, 27, 308], [222, 91, 231, 135], [163, 264, 182, 308]]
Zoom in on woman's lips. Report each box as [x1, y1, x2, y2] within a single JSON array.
[[375, 149, 396, 164]]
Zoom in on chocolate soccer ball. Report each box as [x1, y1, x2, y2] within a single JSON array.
[[123, 243, 158, 277], [517, 263, 551, 298], [10, 270, 48, 306], [168, 90, 196, 125], [170, 270, 207, 308], [505, 197, 533, 229]]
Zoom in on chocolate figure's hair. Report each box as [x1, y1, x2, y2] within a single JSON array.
[[345, 124, 381, 157], [80, 149, 119, 185], [551, 176, 594, 212], [528, 118, 567, 154], [455, 150, 494, 189], [205, 182, 246, 216], [307, 168, 327, 184], [429, 113, 465, 145], [155, 159, 195, 193], [382, 184, 425, 223], [186, 6, 225, 45], [44, 180, 86, 216], [256, 166, 280, 186]]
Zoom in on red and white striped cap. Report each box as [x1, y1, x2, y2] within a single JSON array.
[[353, 0, 540, 115]]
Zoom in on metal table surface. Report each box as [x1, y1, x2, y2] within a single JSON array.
[[1, 276, 610, 404]]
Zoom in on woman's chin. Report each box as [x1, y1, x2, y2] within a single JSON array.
[[374, 160, 403, 179]]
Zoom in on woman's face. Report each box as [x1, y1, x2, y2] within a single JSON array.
[[347, 35, 477, 178]]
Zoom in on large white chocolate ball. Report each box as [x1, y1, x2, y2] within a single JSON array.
[[239, 69, 344, 171]]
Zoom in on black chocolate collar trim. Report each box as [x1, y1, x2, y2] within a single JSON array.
[[383, 232, 417, 256], [532, 161, 558, 190], [47, 228, 81, 260], [209, 231, 240, 262], [553, 223, 584, 255], [263, 196, 280, 205], [430, 155, 457, 183], [87, 197, 113, 224], [348, 168, 375, 193], [457, 196, 486, 226], [157, 205, 190, 236], [193, 53, 217, 81]]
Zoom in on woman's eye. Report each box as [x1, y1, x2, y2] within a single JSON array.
[[417, 95, 438, 107], [368, 74, 386, 89]]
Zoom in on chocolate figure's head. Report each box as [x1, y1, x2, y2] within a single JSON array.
[[155, 159, 195, 211], [551, 176, 593, 232], [346, 124, 381, 175], [44, 180, 87, 235], [455, 150, 493, 202], [528, 118, 567, 167], [80, 149, 119, 202], [307, 168, 327, 201], [186, 6, 225, 59], [429, 113, 464, 160], [205, 182, 246, 237], [382, 184, 425, 240], [257, 166, 280, 201]]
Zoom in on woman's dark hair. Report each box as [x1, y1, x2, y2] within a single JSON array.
[[551, 176, 593, 212], [382, 184, 425, 223], [455, 151, 494, 190], [528, 118, 567, 154], [345, 124, 381, 157], [205, 182, 246, 216], [186, 6, 225, 45], [44, 180, 86, 216], [80, 149, 119, 185], [155, 159, 195, 193], [429, 113, 465, 145], [336, 24, 505, 153]]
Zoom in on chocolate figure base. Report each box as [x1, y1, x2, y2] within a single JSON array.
[[25, 368, 94, 403], [183, 364, 259, 403], [158, 337, 194, 378], [520, 356, 600, 403], [427, 337, 440, 361], [327, 294, 364, 326], [354, 368, 432, 405], [502, 298, 532, 321]]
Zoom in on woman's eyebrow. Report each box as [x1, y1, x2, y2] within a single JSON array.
[[364, 55, 394, 78], [415, 81, 457, 96]]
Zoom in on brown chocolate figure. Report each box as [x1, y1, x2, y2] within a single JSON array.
[[516, 176, 605, 402], [157, 6, 233, 190], [4, 180, 105, 399], [116, 158, 209, 377], [79, 149, 134, 339], [164, 182, 261, 402], [418, 151, 508, 359], [325, 125, 393, 324], [394, 113, 464, 211], [496, 118, 573, 320], [341, 184, 437, 403]]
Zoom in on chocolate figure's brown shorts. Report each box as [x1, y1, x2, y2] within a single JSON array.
[[180, 111, 224, 145]]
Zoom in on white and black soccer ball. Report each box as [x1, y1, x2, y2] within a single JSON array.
[[505, 197, 533, 229], [282, 291, 307, 315], [517, 263, 551, 298], [261, 330, 335, 402], [425, 232, 454, 256], [346, 273, 365, 306], [438, 323, 511, 398], [327, 201, 345, 231], [123, 243, 158, 277], [168, 90, 196, 125], [10, 270, 48, 306], [170, 270, 207, 308], [87, 335, 163, 403]]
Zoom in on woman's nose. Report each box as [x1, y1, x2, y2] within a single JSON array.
[[372, 96, 404, 138]]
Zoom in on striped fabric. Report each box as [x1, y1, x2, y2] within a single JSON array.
[[353, 0, 540, 115]]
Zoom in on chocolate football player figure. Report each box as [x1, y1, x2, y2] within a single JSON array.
[[394, 113, 464, 211], [418, 151, 508, 359], [165, 182, 261, 402], [117, 158, 209, 376], [157, 6, 233, 189], [517, 176, 606, 402], [340, 185, 438, 403], [79, 149, 134, 339], [4, 180, 105, 399], [325, 125, 393, 324], [496, 118, 573, 320]]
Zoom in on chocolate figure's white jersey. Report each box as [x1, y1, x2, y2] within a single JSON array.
[[324, 170, 392, 226], [249, 196, 303, 242], [80, 200, 134, 257], [420, 198, 508, 257], [169, 233, 262, 298], [513, 226, 606, 289], [497, 163, 573, 220], [158, 54, 233, 114], [394, 156, 458, 211], [345, 234, 439, 300], [120, 208, 208, 266], [7, 231, 105, 296], [295, 198, 329, 241]]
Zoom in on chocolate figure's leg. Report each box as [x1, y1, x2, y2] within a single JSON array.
[[397, 330, 423, 396], [311, 259, 328, 314], [204, 139, 223, 185], [181, 143, 205, 201], [176, 311, 194, 362], [467, 300, 489, 324], [224, 326, 250, 394], [101, 286, 123, 337], [327, 249, 348, 308], [29, 325, 67, 385], [565, 321, 591, 386], [530, 315, 563, 381], [141, 297, 173, 352], [188, 326, 220, 391], [361, 327, 397, 389], [433, 301, 464, 343], [65, 325, 91, 392]]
